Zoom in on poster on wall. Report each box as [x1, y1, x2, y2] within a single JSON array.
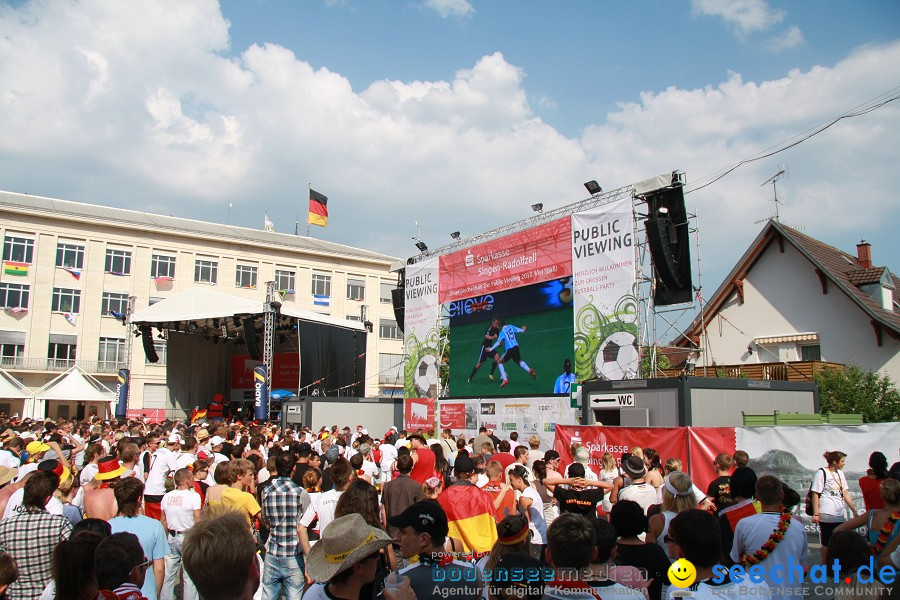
[[475, 397, 576, 451], [554, 425, 691, 478], [403, 257, 442, 399], [570, 199, 638, 382], [404, 397, 435, 431]]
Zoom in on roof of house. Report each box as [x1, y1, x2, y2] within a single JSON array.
[[678, 219, 900, 345], [0, 190, 398, 266]]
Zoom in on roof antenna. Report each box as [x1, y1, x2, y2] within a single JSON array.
[[761, 165, 788, 223]]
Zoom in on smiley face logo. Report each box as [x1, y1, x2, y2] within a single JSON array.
[[667, 558, 697, 588]]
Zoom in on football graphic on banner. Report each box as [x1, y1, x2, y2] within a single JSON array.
[[595, 330, 640, 380], [414, 354, 439, 397]]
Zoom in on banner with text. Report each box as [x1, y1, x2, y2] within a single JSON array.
[[404, 257, 442, 398], [405, 397, 436, 431], [554, 425, 690, 477], [438, 217, 572, 304], [570, 199, 638, 381]]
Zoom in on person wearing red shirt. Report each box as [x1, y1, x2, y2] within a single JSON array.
[[408, 434, 436, 485], [490, 440, 515, 473], [859, 451, 889, 510]]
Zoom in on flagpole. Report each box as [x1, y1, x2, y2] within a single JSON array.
[[306, 182, 311, 237], [227, 197, 232, 225]]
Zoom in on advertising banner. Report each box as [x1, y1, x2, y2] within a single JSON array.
[[231, 353, 300, 389], [115, 369, 129, 419], [570, 199, 638, 381], [403, 257, 442, 399], [439, 217, 572, 304], [404, 397, 436, 431], [253, 365, 268, 421], [437, 402, 468, 430], [554, 425, 689, 477], [686, 427, 737, 492]]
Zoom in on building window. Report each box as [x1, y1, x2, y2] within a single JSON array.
[[235, 264, 258, 289], [275, 269, 295, 293], [0, 343, 24, 368], [102, 292, 129, 316], [98, 337, 126, 368], [52, 288, 81, 313], [105, 248, 132, 275], [48, 342, 76, 368], [800, 344, 822, 361], [346, 314, 361, 322], [2, 236, 34, 264], [55, 243, 85, 269], [151, 254, 176, 279], [378, 353, 404, 385], [194, 259, 218, 284], [311, 273, 331, 297], [0, 283, 29, 309], [380, 282, 395, 304], [379, 319, 402, 340], [147, 341, 167, 365], [347, 278, 365, 301]]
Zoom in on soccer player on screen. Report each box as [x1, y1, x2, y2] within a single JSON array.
[[468, 317, 501, 383], [553, 358, 576, 394], [489, 320, 536, 388]]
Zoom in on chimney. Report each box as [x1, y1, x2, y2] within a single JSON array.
[[856, 240, 872, 269]]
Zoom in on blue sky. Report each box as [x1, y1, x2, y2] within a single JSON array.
[[0, 0, 898, 343]]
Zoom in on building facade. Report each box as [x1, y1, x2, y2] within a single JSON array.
[[0, 190, 405, 419]]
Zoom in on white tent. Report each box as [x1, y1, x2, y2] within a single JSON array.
[[132, 286, 365, 331], [0, 368, 31, 399], [27, 366, 115, 419]]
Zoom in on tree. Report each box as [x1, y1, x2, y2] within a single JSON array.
[[640, 346, 671, 377], [815, 365, 900, 423]]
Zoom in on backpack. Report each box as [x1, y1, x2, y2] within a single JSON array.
[[804, 468, 826, 516]]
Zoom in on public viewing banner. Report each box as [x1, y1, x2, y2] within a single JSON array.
[[438, 217, 572, 304], [570, 199, 638, 381], [403, 257, 441, 399]]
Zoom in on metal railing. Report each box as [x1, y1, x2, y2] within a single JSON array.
[[0, 356, 126, 374]]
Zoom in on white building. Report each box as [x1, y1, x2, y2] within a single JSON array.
[[678, 220, 899, 381], [0, 190, 405, 419]]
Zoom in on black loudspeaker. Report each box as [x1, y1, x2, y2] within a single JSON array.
[[243, 318, 262, 360], [141, 324, 159, 363], [391, 287, 405, 333], [643, 185, 693, 306]]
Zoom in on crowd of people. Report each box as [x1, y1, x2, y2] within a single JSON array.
[[0, 415, 896, 600]]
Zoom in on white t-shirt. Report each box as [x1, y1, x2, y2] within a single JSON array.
[[520, 486, 544, 544], [618, 482, 658, 515], [730, 512, 808, 599], [145, 447, 174, 495], [811, 468, 850, 522], [300, 489, 343, 540], [361, 459, 379, 480], [170, 452, 196, 472], [13, 462, 37, 483], [161, 488, 202, 532], [378, 443, 397, 474], [79, 462, 99, 486], [0, 449, 19, 470], [2, 489, 64, 520]]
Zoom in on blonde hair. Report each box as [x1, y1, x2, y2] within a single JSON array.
[[601, 452, 617, 472], [630, 447, 644, 459], [881, 479, 900, 506], [662, 472, 696, 514], [664, 457, 683, 474], [486, 460, 504, 480]]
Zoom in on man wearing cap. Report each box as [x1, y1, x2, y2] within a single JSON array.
[[0, 471, 72, 599], [408, 434, 436, 486], [83, 455, 128, 521], [206, 435, 229, 486], [392, 501, 481, 600], [303, 513, 393, 600], [615, 455, 657, 515], [2, 459, 68, 520], [437, 455, 498, 554]]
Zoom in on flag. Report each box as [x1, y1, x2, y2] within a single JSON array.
[[3, 261, 28, 276], [153, 275, 174, 284], [313, 294, 330, 307], [62, 267, 81, 280], [308, 189, 328, 227], [64, 313, 77, 326], [190, 408, 208, 424], [108, 310, 125, 322], [4, 307, 27, 314], [437, 484, 498, 554], [264, 213, 275, 232]]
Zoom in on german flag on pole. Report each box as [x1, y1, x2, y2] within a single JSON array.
[[437, 483, 498, 554], [308, 189, 328, 227]]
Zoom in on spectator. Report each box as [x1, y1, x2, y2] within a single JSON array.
[[859, 451, 889, 511], [437, 455, 498, 554], [609, 500, 669, 600], [299, 457, 352, 555], [706, 453, 735, 514], [810, 450, 858, 561], [481, 460, 515, 522], [0, 553, 16, 598], [616, 455, 657, 514], [408, 435, 436, 485], [551, 463, 606, 517], [382, 453, 424, 542], [160, 468, 201, 600], [732, 450, 749, 469], [835, 478, 900, 558], [588, 518, 645, 598], [542, 513, 598, 599], [95, 532, 149, 600], [478, 513, 532, 576], [109, 477, 169, 600], [50, 531, 104, 600], [183, 511, 261, 600], [646, 472, 697, 561]]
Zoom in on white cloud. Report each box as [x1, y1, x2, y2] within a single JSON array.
[[692, 0, 784, 35], [0, 0, 897, 301], [767, 25, 806, 52], [420, 0, 474, 20]]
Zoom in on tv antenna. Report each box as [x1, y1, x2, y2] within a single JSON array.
[[754, 165, 790, 225]]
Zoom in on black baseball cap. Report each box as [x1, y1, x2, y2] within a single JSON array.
[[388, 501, 449, 539], [544, 450, 560, 461], [454, 455, 475, 474]]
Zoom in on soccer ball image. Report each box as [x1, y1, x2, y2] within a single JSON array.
[[414, 354, 439, 397], [595, 330, 640, 381]]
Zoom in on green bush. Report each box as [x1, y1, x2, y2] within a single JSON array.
[[815, 365, 900, 423]]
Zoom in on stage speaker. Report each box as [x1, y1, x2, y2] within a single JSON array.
[[243, 318, 262, 361], [391, 287, 405, 333], [643, 185, 693, 306], [141, 324, 159, 363]]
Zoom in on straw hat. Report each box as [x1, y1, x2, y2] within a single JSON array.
[[0, 466, 18, 486], [305, 514, 392, 582]]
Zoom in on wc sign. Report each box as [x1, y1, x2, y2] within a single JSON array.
[[590, 393, 635, 407]]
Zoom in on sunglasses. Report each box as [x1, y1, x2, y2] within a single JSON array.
[[131, 557, 152, 575], [664, 535, 675, 545]]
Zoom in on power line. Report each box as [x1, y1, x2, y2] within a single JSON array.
[[684, 85, 900, 195]]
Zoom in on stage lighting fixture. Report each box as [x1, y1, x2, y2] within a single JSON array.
[[657, 206, 669, 216], [584, 180, 602, 195], [133, 328, 142, 337], [415, 241, 428, 252], [450, 231, 460, 240], [364, 320, 374, 333], [531, 203, 543, 213], [270, 300, 282, 312]]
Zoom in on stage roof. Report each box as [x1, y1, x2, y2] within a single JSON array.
[[34, 366, 115, 403], [132, 287, 366, 332]]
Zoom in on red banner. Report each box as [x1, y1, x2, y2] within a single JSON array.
[[438, 402, 466, 429], [439, 217, 572, 303], [554, 425, 689, 476], [405, 398, 435, 431], [687, 427, 737, 492], [126, 408, 166, 423], [230, 353, 300, 389]]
